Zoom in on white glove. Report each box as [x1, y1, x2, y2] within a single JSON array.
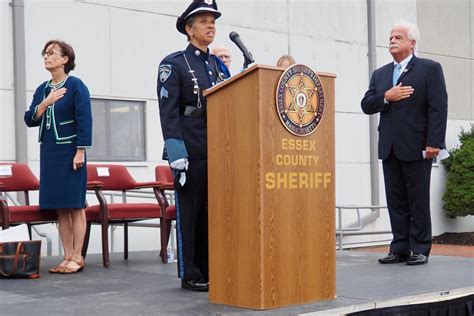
[[170, 158, 188, 187], [178, 172, 186, 186], [170, 158, 188, 171]]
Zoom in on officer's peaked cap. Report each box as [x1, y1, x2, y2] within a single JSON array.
[[176, 0, 221, 35]]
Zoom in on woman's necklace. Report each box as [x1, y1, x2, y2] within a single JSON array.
[[47, 75, 69, 90], [44, 75, 69, 130]]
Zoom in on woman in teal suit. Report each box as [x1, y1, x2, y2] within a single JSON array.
[[25, 40, 92, 274]]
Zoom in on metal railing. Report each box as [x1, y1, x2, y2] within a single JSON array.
[[3, 189, 393, 254], [336, 205, 391, 250]]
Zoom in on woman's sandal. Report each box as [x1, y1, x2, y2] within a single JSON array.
[[59, 256, 85, 274], [49, 257, 71, 274]]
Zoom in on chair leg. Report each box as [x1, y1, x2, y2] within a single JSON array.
[[81, 222, 92, 259], [0, 199, 9, 229], [27, 224, 33, 240], [160, 218, 168, 263], [161, 218, 174, 264], [101, 219, 110, 268], [124, 222, 128, 260]]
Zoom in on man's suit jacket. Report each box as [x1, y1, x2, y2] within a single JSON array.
[[361, 55, 448, 161]]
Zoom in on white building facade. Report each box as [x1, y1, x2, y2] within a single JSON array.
[[1, 0, 473, 255]]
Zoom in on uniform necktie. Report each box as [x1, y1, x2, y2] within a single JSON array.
[[392, 63, 402, 86]]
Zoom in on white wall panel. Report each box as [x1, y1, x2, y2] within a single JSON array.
[[374, 46, 394, 69], [25, 91, 40, 162], [145, 99, 165, 164], [211, 23, 290, 74], [234, 27, 289, 69], [104, 0, 194, 16], [0, 91, 16, 161], [446, 119, 474, 149], [2, 0, 472, 252], [375, 0, 417, 49], [420, 53, 471, 120], [418, 0, 470, 58], [290, 36, 368, 113], [0, 1, 13, 91], [289, 0, 367, 44], [110, 8, 175, 99], [336, 162, 371, 206], [24, 1, 111, 95], [335, 112, 371, 163], [222, 0, 289, 33]]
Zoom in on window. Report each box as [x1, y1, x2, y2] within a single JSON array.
[[88, 99, 146, 161]]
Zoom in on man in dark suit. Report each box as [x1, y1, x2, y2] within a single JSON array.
[[361, 22, 448, 265]]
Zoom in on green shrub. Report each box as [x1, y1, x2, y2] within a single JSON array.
[[442, 124, 474, 218]]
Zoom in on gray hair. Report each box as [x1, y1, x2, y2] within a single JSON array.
[[393, 21, 420, 52], [184, 15, 196, 42]]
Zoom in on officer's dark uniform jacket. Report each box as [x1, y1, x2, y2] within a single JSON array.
[[157, 43, 230, 163]]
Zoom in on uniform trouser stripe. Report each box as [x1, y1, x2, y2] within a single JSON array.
[[173, 170, 185, 279], [172, 160, 208, 281]]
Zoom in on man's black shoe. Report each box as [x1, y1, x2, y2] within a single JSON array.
[[181, 278, 209, 291], [406, 253, 428, 265], [378, 252, 409, 264]]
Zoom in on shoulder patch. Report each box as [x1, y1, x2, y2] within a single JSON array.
[[159, 64, 172, 83]]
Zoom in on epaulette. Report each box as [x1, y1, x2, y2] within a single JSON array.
[[167, 50, 185, 60]]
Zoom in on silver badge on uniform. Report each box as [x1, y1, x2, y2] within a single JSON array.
[[205, 0, 213, 5], [159, 64, 172, 83]]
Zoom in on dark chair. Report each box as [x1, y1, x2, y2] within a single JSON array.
[[154, 165, 177, 263], [0, 162, 57, 236], [84, 164, 164, 267]]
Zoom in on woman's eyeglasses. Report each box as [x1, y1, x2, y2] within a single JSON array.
[[41, 50, 62, 57]]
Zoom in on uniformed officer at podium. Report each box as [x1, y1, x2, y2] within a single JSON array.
[[156, 0, 230, 291]]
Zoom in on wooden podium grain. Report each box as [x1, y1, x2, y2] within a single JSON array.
[[205, 64, 336, 309]]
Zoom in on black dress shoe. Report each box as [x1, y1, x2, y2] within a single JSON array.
[[181, 278, 209, 291], [406, 253, 428, 265], [378, 252, 409, 264]]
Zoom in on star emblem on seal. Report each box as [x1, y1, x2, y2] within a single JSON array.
[[286, 72, 318, 125], [275, 64, 325, 136]]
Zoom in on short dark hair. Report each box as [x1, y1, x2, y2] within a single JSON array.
[[42, 40, 76, 74], [184, 15, 196, 41]]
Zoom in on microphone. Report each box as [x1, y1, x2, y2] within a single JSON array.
[[229, 31, 255, 69]]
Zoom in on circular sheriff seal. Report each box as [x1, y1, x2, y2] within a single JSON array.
[[276, 64, 325, 136]]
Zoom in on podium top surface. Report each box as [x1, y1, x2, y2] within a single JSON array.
[[203, 64, 336, 97]]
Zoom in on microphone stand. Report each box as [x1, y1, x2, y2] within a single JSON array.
[[243, 52, 254, 70], [229, 31, 255, 70]]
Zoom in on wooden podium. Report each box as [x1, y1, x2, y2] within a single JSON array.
[[205, 64, 336, 309]]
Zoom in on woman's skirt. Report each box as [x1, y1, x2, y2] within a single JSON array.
[[39, 141, 87, 210]]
